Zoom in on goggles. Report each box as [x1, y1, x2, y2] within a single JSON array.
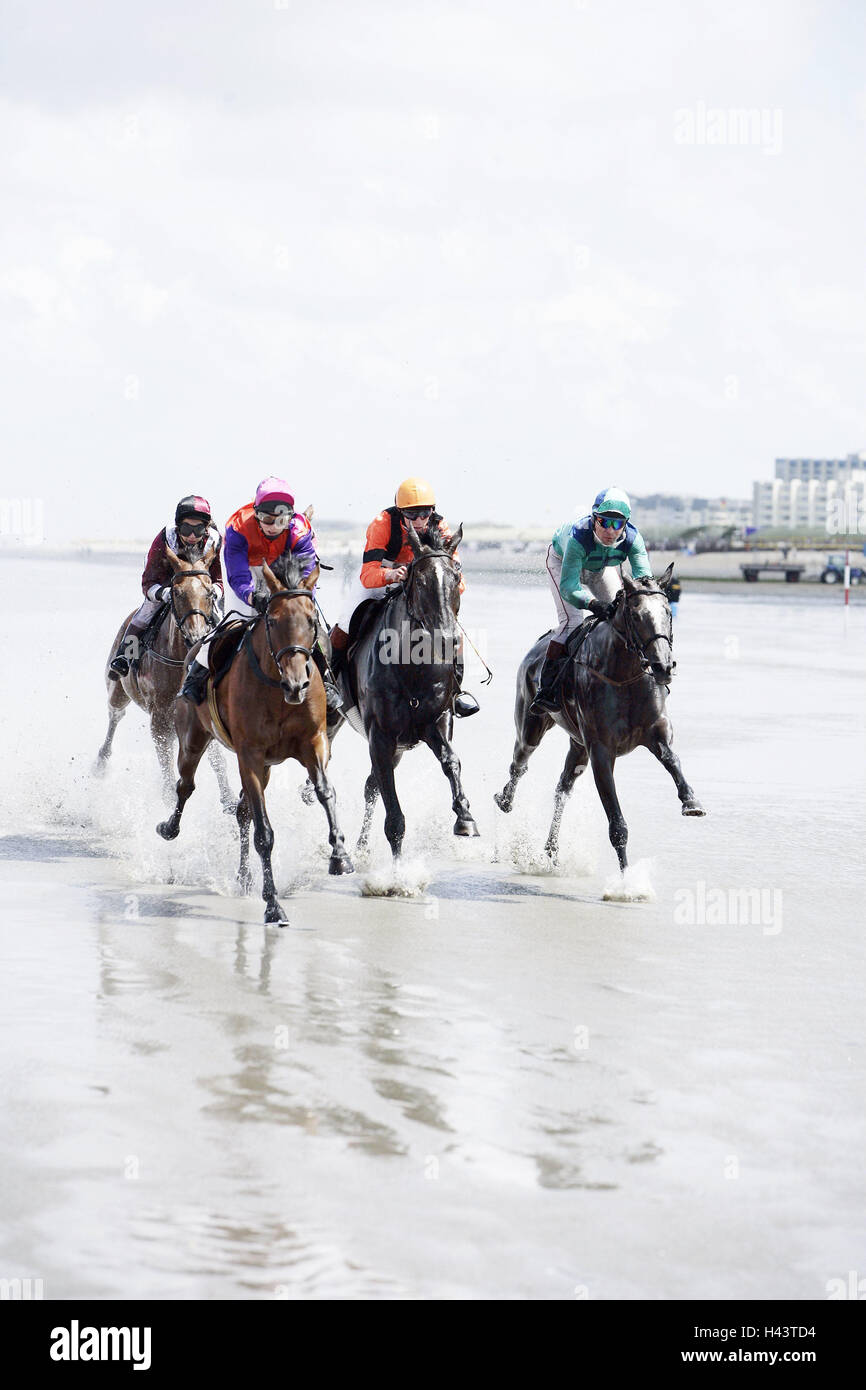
[[594, 513, 626, 532], [255, 509, 292, 531], [178, 519, 209, 537], [402, 505, 434, 521]]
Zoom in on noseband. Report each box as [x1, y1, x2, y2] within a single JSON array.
[[611, 587, 675, 674], [400, 550, 460, 629], [169, 569, 219, 649], [262, 587, 317, 686]]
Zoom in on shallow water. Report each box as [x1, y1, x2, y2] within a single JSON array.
[[0, 557, 863, 1299]]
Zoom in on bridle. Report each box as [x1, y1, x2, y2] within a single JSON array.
[[400, 550, 461, 631], [168, 569, 220, 648], [259, 587, 318, 689], [145, 568, 219, 667], [609, 586, 675, 675]]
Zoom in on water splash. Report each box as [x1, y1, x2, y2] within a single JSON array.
[[361, 856, 431, 898], [602, 858, 656, 903]]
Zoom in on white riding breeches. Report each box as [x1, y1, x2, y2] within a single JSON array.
[[546, 543, 620, 642]]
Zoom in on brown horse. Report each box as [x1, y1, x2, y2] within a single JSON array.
[[156, 554, 354, 925], [96, 540, 234, 809]]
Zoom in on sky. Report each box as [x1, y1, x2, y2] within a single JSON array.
[[1, 0, 864, 541]]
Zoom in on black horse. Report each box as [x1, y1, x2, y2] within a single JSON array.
[[494, 565, 705, 871], [335, 523, 479, 858]]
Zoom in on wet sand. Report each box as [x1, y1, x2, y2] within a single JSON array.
[[0, 557, 863, 1299]]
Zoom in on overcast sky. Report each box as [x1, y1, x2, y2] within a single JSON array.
[[1, 0, 864, 541]]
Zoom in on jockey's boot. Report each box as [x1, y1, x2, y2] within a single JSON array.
[[313, 647, 343, 712], [108, 654, 129, 681], [530, 641, 567, 714], [180, 661, 210, 705], [453, 655, 480, 718]]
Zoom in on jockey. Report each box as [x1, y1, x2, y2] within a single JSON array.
[[108, 495, 223, 680], [531, 486, 652, 714], [179, 477, 341, 709], [328, 477, 479, 717]]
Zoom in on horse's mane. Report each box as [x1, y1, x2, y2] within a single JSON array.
[[270, 552, 309, 590]]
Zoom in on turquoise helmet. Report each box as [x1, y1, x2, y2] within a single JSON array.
[[592, 486, 631, 521]]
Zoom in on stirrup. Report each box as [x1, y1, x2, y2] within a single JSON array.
[[530, 688, 560, 713], [323, 676, 344, 712], [454, 691, 480, 718], [180, 664, 209, 705], [108, 655, 129, 680]]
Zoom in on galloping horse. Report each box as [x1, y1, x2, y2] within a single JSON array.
[[156, 554, 354, 925], [335, 523, 478, 858], [494, 565, 705, 870], [96, 540, 233, 809]]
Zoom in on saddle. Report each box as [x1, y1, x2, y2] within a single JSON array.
[[138, 602, 171, 654], [206, 618, 252, 689]]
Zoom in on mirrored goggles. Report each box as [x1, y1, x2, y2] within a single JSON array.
[[402, 505, 434, 521], [255, 509, 292, 531], [594, 513, 626, 532]]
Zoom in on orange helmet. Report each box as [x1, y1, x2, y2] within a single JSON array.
[[395, 477, 435, 509]]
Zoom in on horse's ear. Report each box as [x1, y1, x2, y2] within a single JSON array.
[[621, 570, 636, 592], [164, 544, 182, 571], [657, 562, 675, 594], [201, 537, 217, 567], [445, 523, 463, 553], [301, 563, 319, 591], [261, 561, 281, 593], [406, 525, 423, 556], [304, 505, 314, 522]]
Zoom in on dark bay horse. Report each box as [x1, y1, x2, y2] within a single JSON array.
[[336, 523, 478, 858], [494, 565, 705, 871], [96, 540, 233, 809], [156, 555, 354, 925]]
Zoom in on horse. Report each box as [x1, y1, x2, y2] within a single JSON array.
[[494, 565, 705, 871], [96, 539, 234, 810], [156, 553, 354, 925], [334, 523, 479, 858]]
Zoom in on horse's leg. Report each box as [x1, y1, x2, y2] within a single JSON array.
[[302, 731, 354, 876], [302, 709, 345, 804], [422, 715, 479, 837], [544, 739, 589, 862], [155, 710, 211, 841], [94, 681, 129, 774], [238, 758, 288, 925], [494, 709, 552, 812], [356, 771, 380, 852], [588, 743, 628, 871], [236, 789, 253, 894], [644, 724, 706, 816], [150, 708, 176, 804], [206, 741, 236, 816], [369, 726, 405, 858]]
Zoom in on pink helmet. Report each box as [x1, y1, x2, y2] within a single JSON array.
[[254, 477, 294, 514]]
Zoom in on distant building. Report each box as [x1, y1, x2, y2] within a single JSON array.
[[753, 471, 866, 532], [774, 454, 865, 483], [633, 493, 752, 534]]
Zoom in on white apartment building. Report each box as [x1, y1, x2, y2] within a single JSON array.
[[753, 472, 866, 531]]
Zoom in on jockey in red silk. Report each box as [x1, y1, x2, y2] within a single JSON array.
[[328, 477, 479, 719], [179, 478, 342, 710], [108, 495, 223, 679]]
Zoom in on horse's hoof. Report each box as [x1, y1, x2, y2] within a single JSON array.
[[156, 819, 179, 840], [265, 901, 289, 926], [682, 800, 706, 817], [92, 758, 108, 779], [545, 846, 559, 865], [454, 817, 480, 838], [493, 791, 512, 813], [329, 855, 355, 876], [299, 780, 316, 806]]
